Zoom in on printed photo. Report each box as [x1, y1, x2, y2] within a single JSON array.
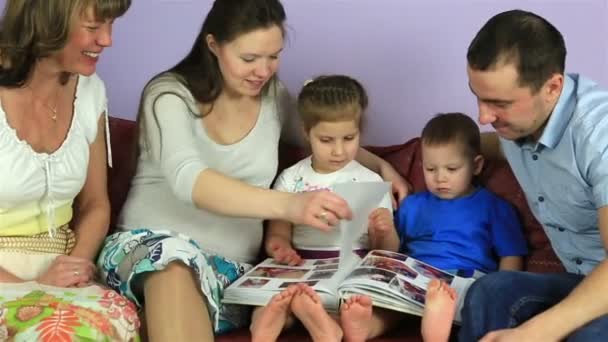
[[314, 264, 339, 271], [362, 256, 418, 279], [238, 278, 270, 288], [313, 258, 340, 266], [308, 270, 337, 280], [278, 280, 319, 289], [410, 260, 454, 284], [390, 277, 426, 305], [347, 267, 396, 284], [370, 250, 408, 262], [249, 266, 310, 279]]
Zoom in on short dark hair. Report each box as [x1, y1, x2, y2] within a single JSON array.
[[297, 75, 368, 131], [421, 113, 480, 157], [467, 9, 566, 92]]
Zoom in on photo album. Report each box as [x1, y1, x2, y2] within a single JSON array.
[[222, 182, 475, 322]]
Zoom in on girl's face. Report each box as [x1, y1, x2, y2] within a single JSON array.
[[307, 119, 361, 174], [49, 6, 115, 76], [209, 25, 284, 98]]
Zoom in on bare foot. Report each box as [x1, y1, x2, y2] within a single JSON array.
[[251, 285, 298, 342], [421, 279, 457, 342], [340, 295, 373, 342], [291, 284, 343, 342]]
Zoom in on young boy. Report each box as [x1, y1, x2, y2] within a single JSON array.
[[371, 112, 528, 342]]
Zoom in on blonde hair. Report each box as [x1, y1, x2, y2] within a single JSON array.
[[297, 75, 368, 131], [0, 0, 131, 87]]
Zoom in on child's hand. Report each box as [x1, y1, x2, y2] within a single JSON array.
[[368, 208, 395, 237], [267, 239, 303, 266]]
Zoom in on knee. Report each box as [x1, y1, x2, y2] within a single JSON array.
[[147, 261, 196, 285], [465, 271, 520, 306]]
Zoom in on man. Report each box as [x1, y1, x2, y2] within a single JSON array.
[[460, 9, 608, 342]]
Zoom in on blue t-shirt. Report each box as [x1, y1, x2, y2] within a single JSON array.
[[396, 187, 527, 273]]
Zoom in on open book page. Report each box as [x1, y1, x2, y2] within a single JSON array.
[[332, 181, 391, 269], [222, 257, 347, 312], [337, 250, 475, 323]]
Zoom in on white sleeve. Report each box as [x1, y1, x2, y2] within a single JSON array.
[[143, 93, 208, 204], [272, 168, 292, 192]]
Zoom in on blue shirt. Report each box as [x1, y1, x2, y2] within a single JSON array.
[[396, 188, 527, 273], [501, 74, 608, 275]]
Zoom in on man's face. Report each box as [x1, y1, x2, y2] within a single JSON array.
[[467, 63, 553, 140]]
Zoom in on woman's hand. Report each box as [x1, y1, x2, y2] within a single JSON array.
[[36, 255, 96, 288], [285, 190, 352, 231], [379, 161, 412, 208]]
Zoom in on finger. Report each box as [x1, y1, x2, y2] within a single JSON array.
[[319, 192, 352, 220], [309, 217, 333, 232]]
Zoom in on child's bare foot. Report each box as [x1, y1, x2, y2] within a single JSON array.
[[251, 285, 298, 342], [421, 279, 457, 342], [340, 295, 373, 342], [291, 283, 343, 342]]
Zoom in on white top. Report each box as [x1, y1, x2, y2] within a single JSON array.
[[273, 157, 393, 250], [0, 74, 108, 235], [117, 73, 294, 263]]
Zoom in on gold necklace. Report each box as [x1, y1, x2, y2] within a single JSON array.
[[26, 85, 60, 121]]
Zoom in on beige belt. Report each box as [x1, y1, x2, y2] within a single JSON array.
[[0, 224, 75, 254]]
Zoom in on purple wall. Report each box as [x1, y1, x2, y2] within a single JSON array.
[[3, 0, 607, 145]]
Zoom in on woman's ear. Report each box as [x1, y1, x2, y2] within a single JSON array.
[[206, 34, 218, 56], [473, 154, 484, 176]]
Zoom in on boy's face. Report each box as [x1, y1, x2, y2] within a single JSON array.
[[307, 119, 360, 174], [421, 142, 483, 199]]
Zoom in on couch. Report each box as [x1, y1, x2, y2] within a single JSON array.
[[107, 116, 565, 341]]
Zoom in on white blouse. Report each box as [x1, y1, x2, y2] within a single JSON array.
[[0, 74, 109, 236]]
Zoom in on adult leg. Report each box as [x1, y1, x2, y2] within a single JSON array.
[[567, 314, 608, 342], [459, 271, 584, 342], [144, 261, 214, 342]]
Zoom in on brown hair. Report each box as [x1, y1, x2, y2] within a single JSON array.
[[0, 0, 131, 87], [162, 0, 286, 117], [421, 112, 481, 157], [467, 9, 566, 93], [297, 75, 368, 131]]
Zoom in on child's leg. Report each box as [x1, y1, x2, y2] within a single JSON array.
[[340, 295, 373, 342], [368, 307, 405, 339], [250, 285, 299, 342], [291, 283, 343, 342], [340, 296, 403, 341], [421, 279, 457, 342]]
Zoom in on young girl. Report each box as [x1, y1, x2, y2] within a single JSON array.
[[250, 75, 399, 342]]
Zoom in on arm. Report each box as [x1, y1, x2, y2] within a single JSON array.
[[0, 267, 23, 283], [498, 256, 524, 271], [70, 116, 111, 260], [368, 208, 400, 252], [481, 132, 505, 161], [264, 219, 302, 265], [483, 206, 608, 341], [149, 93, 350, 230]]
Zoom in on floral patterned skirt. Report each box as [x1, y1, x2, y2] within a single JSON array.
[[0, 282, 140, 342], [97, 229, 253, 334]]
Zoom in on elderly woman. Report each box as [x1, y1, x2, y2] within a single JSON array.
[[0, 0, 139, 340]]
